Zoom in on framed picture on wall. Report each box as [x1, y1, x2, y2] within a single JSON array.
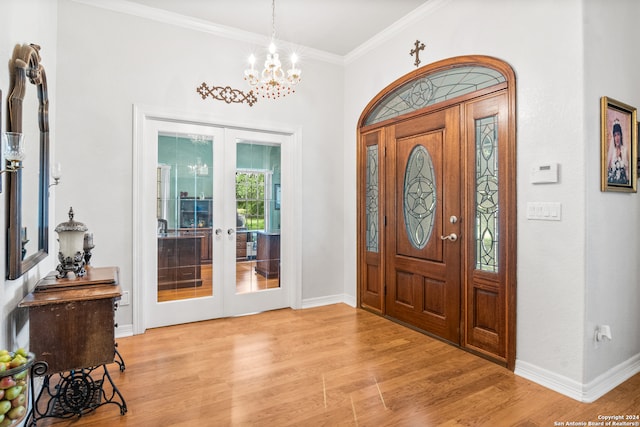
[[601, 96, 637, 192], [274, 184, 281, 210]]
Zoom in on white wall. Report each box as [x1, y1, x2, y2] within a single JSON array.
[[344, 0, 638, 401], [0, 0, 57, 351], [54, 0, 346, 327], [583, 0, 640, 390]]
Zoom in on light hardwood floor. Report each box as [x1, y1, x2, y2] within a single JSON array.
[[38, 304, 639, 426]]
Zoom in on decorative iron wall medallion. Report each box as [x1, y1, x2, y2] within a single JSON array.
[[197, 83, 258, 107], [403, 145, 436, 249]]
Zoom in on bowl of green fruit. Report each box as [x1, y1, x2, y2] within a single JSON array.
[[0, 348, 34, 427]]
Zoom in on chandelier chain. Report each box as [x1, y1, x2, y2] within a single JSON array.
[[271, 0, 276, 41]]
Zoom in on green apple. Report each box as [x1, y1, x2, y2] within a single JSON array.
[[9, 355, 26, 369], [13, 370, 26, 381], [4, 385, 22, 401], [0, 400, 10, 416], [7, 405, 25, 420], [11, 393, 26, 408]]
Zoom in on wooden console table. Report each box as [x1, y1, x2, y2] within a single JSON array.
[[18, 266, 127, 423]]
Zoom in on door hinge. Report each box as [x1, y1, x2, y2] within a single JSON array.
[[383, 216, 387, 226], [384, 285, 387, 296]]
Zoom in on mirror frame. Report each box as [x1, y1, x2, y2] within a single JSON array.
[[6, 43, 50, 279]]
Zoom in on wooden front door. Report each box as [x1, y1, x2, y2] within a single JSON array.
[[385, 106, 461, 343], [357, 56, 517, 369]]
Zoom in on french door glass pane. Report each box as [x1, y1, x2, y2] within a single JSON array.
[[157, 133, 214, 302], [236, 141, 281, 294]]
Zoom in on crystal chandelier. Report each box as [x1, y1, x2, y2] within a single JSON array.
[[244, 0, 301, 99]]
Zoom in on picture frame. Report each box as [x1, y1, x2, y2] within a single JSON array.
[[601, 96, 637, 192], [0, 89, 2, 194], [274, 184, 281, 210]]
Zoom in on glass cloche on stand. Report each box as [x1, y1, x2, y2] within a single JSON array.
[[55, 207, 88, 278]]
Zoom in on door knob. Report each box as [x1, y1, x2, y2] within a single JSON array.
[[440, 233, 458, 242], [227, 228, 235, 235], [215, 228, 223, 236]]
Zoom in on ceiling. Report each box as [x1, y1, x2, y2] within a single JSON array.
[[123, 0, 430, 56]]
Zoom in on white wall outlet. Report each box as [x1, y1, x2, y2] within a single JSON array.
[[120, 291, 130, 306], [595, 325, 612, 342]]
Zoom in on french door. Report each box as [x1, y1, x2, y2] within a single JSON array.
[[140, 119, 291, 329]]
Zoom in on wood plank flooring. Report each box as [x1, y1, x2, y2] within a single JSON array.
[[36, 304, 640, 426]]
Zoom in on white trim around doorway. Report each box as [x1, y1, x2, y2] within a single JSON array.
[[132, 104, 303, 335]]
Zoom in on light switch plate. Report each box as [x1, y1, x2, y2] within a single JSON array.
[[526, 202, 561, 221]]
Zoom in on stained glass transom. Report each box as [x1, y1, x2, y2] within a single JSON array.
[[475, 116, 499, 272], [404, 145, 436, 250], [365, 66, 506, 126], [366, 145, 379, 252]]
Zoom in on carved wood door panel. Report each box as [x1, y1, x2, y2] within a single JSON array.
[[385, 106, 461, 343]]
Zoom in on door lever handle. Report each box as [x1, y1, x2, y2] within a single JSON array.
[[440, 233, 458, 242]]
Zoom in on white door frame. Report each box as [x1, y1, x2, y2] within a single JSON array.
[[132, 105, 303, 335]]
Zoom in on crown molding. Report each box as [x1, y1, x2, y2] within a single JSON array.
[[71, 0, 345, 65], [344, 0, 452, 64], [72, 0, 449, 67]]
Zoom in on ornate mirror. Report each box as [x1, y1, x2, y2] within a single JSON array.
[[6, 43, 50, 279]]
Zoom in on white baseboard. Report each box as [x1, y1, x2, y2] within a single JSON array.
[[301, 293, 356, 309], [515, 353, 640, 402], [117, 295, 357, 338], [514, 360, 584, 401], [115, 324, 134, 339], [582, 352, 640, 403]]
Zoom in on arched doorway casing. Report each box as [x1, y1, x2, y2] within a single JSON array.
[[356, 56, 517, 369]]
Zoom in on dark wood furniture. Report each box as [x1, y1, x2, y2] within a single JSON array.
[[18, 266, 126, 421], [255, 232, 280, 279], [236, 229, 248, 260], [157, 233, 203, 290], [176, 227, 212, 263]]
